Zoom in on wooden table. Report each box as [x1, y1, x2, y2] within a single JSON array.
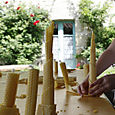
[[54, 88, 115, 115], [37, 85, 115, 115]]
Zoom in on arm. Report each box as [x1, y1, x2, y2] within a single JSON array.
[[89, 39, 115, 96], [96, 38, 115, 76], [89, 74, 115, 96], [77, 38, 115, 96]]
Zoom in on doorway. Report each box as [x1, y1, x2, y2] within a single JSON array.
[[53, 20, 76, 76]]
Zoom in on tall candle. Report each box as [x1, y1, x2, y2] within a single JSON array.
[[89, 31, 96, 83], [3, 73, 19, 107], [83, 64, 89, 77], [41, 22, 54, 105], [25, 69, 39, 115], [60, 62, 69, 90]]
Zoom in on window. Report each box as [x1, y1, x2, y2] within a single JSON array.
[[63, 23, 73, 35], [54, 23, 58, 35]]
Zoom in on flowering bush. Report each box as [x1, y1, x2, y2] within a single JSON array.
[[0, 1, 50, 65], [75, 63, 83, 69]]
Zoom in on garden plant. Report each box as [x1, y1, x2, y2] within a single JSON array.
[[0, 1, 50, 65], [76, 0, 115, 62]]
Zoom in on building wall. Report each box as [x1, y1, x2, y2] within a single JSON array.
[[37, 0, 115, 54], [38, 0, 90, 54]]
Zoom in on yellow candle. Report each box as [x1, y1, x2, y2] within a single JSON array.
[[83, 64, 89, 77], [54, 60, 58, 76], [3, 73, 19, 107], [37, 22, 56, 115], [41, 22, 55, 105], [0, 72, 2, 77], [60, 62, 69, 90], [45, 22, 54, 61], [89, 31, 96, 83], [25, 69, 39, 115]]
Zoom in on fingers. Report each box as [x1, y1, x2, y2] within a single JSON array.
[[90, 78, 103, 88], [77, 77, 90, 96], [89, 84, 100, 94], [78, 75, 114, 97], [80, 85, 87, 95], [77, 85, 83, 96], [89, 85, 105, 96], [89, 78, 106, 96], [77, 82, 89, 96]]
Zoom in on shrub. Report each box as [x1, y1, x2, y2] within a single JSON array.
[[77, 0, 115, 61], [0, 1, 50, 65]]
